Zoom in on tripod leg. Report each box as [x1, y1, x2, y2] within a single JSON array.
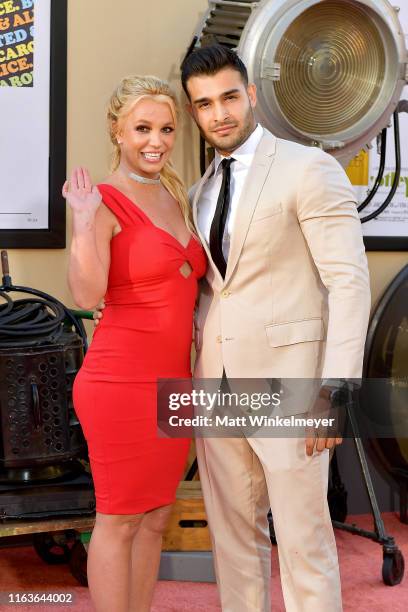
[[346, 401, 387, 539]]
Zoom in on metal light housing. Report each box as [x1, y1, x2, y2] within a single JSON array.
[[196, 0, 408, 164]]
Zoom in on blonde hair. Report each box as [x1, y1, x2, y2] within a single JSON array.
[[107, 75, 195, 234]]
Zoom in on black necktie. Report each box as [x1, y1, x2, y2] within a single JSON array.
[[209, 158, 234, 278]]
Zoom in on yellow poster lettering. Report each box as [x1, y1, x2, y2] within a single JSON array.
[[16, 41, 33, 55], [0, 47, 15, 60], [0, 1, 19, 17], [0, 42, 33, 62], [0, 16, 9, 30]]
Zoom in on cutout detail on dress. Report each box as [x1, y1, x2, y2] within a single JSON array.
[[179, 262, 193, 278]]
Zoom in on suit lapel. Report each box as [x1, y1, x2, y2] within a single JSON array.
[[192, 130, 277, 289], [224, 131, 277, 284], [192, 159, 214, 258]]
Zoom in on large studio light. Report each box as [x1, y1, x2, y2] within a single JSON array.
[[195, 0, 408, 164]]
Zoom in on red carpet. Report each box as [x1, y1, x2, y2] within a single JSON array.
[[0, 513, 406, 611]]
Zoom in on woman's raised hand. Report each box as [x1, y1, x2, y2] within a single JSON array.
[[62, 167, 102, 216]]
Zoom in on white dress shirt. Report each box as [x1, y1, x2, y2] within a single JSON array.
[[197, 123, 264, 260]]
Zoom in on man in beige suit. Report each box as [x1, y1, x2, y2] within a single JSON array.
[[181, 45, 371, 611]]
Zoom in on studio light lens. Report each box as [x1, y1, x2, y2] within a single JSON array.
[[274, 1, 385, 137]]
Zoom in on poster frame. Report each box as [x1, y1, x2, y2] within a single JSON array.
[[0, 0, 67, 249]]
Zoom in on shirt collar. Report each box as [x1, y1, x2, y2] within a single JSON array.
[[214, 123, 264, 174]]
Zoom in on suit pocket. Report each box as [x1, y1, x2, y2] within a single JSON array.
[[265, 318, 324, 347], [252, 203, 282, 222]]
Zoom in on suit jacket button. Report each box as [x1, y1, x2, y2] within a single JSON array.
[[221, 290, 230, 298], [216, 335, 222, 343]]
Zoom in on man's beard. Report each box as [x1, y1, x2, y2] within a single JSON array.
[[199, 108, 256, 153]]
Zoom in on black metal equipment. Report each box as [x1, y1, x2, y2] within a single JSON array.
[[358, 100, 408, 224], [329, 267, 408, 587], [0, 251, 95, 519], [363, 265, 408, 524], [331, 411, 405, 586]]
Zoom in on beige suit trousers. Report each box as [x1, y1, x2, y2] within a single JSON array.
[[196, 435, 342, 612]]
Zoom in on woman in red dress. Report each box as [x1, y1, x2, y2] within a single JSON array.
[[64, 75, 206, 612]]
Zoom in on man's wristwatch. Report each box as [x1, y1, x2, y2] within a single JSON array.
[[318, 385, 348, 406]]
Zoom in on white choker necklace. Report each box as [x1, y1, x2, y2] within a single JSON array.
[[129, 172, 161, 185]]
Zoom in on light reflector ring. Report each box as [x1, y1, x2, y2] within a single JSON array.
[[273, 0, 386, 136]]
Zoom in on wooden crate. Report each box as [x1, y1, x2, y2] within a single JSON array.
[[162, 481, 211, 551]]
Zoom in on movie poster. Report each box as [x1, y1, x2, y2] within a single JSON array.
[[0, 0, 34, 87], [0, 0, 52, 231]]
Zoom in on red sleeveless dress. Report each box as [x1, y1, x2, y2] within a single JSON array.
[[73, 184, 207, 514]]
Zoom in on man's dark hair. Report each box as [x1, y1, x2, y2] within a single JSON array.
[[181, 44, 248, 98]]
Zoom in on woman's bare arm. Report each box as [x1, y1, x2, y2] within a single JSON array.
[[65, 167, 113, 310]]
